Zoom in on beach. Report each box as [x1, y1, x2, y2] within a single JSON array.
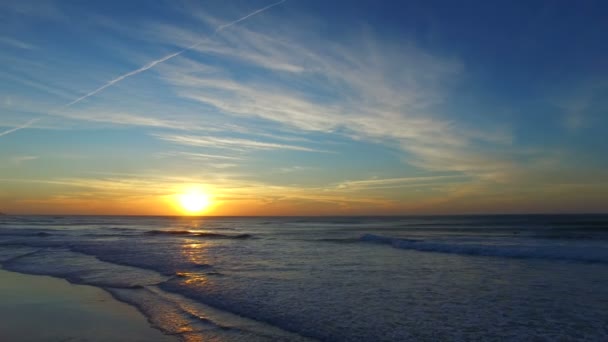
[[1, 215, 607, 340], [0, 268, 176, 342]]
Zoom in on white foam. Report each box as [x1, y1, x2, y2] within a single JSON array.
[[360, 233, 608, 263], [2, 248, 168, 288]]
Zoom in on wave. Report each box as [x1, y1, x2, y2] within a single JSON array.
[[108, 286, 314, 341], [0, 229, 57, 237], [360, 234, 419, 244], [107, 286, 236, 337], [311, 238, 360, 244], [0, 244, 314, 341], [159, 279, 319, 341], [359, 234, 608, 263], [145, 230, 253, 239], [0, 247, 168, 288], [0, 234, 227, 277]]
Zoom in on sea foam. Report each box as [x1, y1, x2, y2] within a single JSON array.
[[360, 233, 608, 263]]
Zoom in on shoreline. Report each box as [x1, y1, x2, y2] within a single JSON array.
[[0, 268, 177, 342]]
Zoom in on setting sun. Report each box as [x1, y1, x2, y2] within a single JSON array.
[[177, 190, 211, 214]]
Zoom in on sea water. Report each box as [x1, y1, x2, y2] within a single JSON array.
[[0, 215, 607, 341]]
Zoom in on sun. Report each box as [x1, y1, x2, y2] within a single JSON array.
[[177, 189, 211, 214]]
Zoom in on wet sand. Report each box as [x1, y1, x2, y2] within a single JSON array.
[[0, 268, 176, 342]]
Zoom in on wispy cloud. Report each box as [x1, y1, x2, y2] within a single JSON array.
[[0, 155, 39, 168], [0, 0, 64, 21], [156, 134, 327, 152], [12, 155, 38, 164], [0, 118, 39, 138], [62, 0, 287, 108], [154, 21, 520, 179], [56, 110, 209, 131], [336, 175, 470, 190], [208, 163, 238, 169], [0, 173, 398, 214], [215, 0, 286, 32], [552, 83, 604, 133], [7, 160, 603, 214], [0, 37, 35, 50], [167, 151, 245, 161]]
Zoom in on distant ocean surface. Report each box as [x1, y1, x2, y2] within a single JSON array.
[[1, 215, 608, 341]]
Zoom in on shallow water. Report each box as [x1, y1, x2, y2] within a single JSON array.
[[0, 268, 176, 342], [1, 215, 607, 341]]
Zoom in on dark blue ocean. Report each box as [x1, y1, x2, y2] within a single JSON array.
[[1, 215, 607, 341]]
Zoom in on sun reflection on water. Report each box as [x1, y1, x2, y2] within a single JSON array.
[[179, 239, 213, 285]]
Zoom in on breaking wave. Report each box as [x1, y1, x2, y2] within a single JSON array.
[[359, 233, 608, 263], [145, 230, 253, 239]]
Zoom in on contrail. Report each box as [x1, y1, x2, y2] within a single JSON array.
[[0, 118, 40, 138], [214, 0, 286, 32], [63, 0, 286, 109], [4, 0, 287, 138]]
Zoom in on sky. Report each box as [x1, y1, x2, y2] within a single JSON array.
[[1, 0, 607, 215]]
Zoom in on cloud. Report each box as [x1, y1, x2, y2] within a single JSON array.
[[0, 37, 35, 50], [3, 1, 512, 180], [550, 79, 607, 133], [8, 157, 603, 214], [160, 152, 242, 169], [154, 20, 519, 179], [56, 110, 209, 131], [61, 0, 287, 108], [207, 163, 238, 169], [156, 133, 328, 152], [1, 156, 39, 167], [556, 92, 592, 132], [0, 0, 64, 21], [3, 1, 531, 201], [275, 166, 310, 173], [167, 151, 245, 161], [0, 118, 39, 138], [0, 173, 389, 215], [62, 50, 187, 108], [336, 175, 470, 190], [0, 66, 77, 101], [563, 112, 584, 131]]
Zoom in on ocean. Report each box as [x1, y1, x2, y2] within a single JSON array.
[[0, 215, 607, 341]]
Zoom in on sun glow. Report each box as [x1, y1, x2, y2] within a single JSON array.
[[177, 189, 212, 214]]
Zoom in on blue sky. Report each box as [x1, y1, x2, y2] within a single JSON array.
[[1, 0, 607, 215]]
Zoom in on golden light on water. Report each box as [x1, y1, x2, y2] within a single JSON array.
[[176, 188, 212, 215]]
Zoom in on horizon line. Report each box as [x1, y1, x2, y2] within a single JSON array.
[[2, 213, 607, 217]]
